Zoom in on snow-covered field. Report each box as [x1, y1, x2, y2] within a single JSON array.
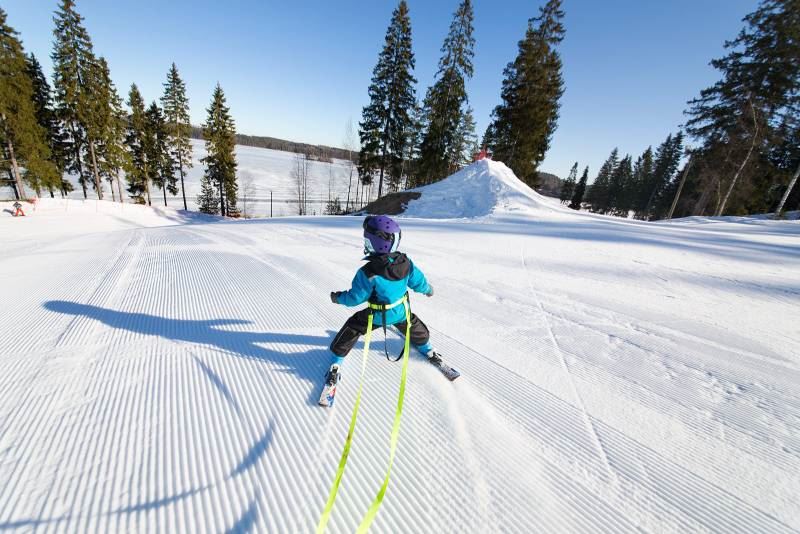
[[1, 140, 371, 217], [1, 160, 799, 533]]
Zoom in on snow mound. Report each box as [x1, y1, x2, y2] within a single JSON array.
[[401, 159, 567, 219]]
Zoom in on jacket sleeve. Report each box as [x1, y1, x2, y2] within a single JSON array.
[[336, 269, 373, 306], [407, 261, 432, 295]]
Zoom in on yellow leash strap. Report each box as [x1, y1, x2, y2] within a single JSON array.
[[316, 312, 374, 534], [367, 295, 408, 311], [357, 300, 412, 533], [317, 299, 413, 533]]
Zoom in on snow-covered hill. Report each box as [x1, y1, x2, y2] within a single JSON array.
[[1, 161, 799, 532], [402, 158, 569, 218], [2, 140, 370, 217]]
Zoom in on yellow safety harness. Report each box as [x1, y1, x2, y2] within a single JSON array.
[[316, 294, 412, 534]]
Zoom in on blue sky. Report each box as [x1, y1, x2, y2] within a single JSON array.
[[6, 0, 755, 178]]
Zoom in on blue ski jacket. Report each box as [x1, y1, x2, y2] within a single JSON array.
[[334, 252, 431, 325]]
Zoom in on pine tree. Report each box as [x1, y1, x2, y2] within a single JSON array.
[[95, 59, 129, 202], [124, 84, 149, 204], [26, 53, 70, 197], [559, 162, 577, 204], [569, 166, 588, 210], [403, 100, 425, 189], [417, 0, 475, 184], [449, 106, 478, 171], [51, 0, 97, 198], [481, 123, 497, 155], [197, 173, 219, 215], [83, 56, 127, 201], [685, 0, 799, 216], [641, 133, 683, 219], [585, 148, 618, 213], [630, 146, 654, 218], [81, 55, 109, 199], [0, 8, 57, 199], [607, 155, 633, 216], [145, 102, 176, 206], [358, 0, 416, 199], [161, 63, 192, 210], [771, 118, 800, 217], [202, 84, 238, 216], [486, 0, 565, 187]]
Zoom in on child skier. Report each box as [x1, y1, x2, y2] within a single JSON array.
[[12, 201, 25, 217], [321, 215, 456, 405]]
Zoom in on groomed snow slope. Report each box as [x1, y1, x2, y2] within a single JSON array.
[[1, 191, 799, 532], [402, 158, 570, 218]]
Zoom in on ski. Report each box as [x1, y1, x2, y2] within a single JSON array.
[[397, 346, 461, 381], [319, 365, 341, 407], [428, 354, 460, 381]]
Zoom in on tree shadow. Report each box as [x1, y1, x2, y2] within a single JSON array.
[[43, 300, 333, 402], [0, 421, 276, 531]]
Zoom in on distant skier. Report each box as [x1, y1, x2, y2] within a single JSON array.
[[12, 201, 25, 217], [320, 215, 456, 406]]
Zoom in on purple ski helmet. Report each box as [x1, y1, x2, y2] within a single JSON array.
[[363, 215, 401, 254]]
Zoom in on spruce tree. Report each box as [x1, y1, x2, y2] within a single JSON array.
[[161, 63, 192, 210], [145, 102, 176, 206], [446, 106, 478, 173], [358, 0, 416, 198], [0, 8, 57, 199], [559, 162, 577, 204], [641, 133, 683, 218], [417, 0, 475, 184], [585, 148, 618, 213], [608, 155, 633, 216], [94, 58, 129, 202], [197, 173, 219, 215], [486, 0, 565, 187], [772, 118, 800, 217], [202, 84, 238, 216], [81, 56, 108, 199], [82, 56, 125, 201], [124, 84, 149, 204], [26, 53, 69, 197], [569, 166, 588, 210], [403, 100, 425, 188], [630, 146, 654, 218], [51, 0, 97, 198], [685, 0, 799, 216]]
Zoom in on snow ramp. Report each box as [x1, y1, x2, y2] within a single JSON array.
[[402, 158, 571, 218]]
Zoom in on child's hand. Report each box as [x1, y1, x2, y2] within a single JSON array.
[[425, 285, 434, 297], [330, 291, 342, 303]]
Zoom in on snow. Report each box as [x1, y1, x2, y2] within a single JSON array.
[[1, 139, 370, 217], [1, 159, 799, 533], [403, 158, 572, 218]]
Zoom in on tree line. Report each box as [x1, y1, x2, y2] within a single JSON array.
[[563, 0, 799, 220], [355, 0, 566, 198], [6, 0, 796, 220], [0, 0, 239, 216], [191, 128, 353, 162], [680, 0, 799, 218], [5, 0, 568, 217], [560, 133, 686, 220]]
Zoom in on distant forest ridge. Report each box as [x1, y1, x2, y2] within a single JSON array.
[[190, 124, 565, 195], [534, 171, 563, 198], [189, 126, 353, 162]]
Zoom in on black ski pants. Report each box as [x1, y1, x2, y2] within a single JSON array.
[[330, 308, 430, 357]]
